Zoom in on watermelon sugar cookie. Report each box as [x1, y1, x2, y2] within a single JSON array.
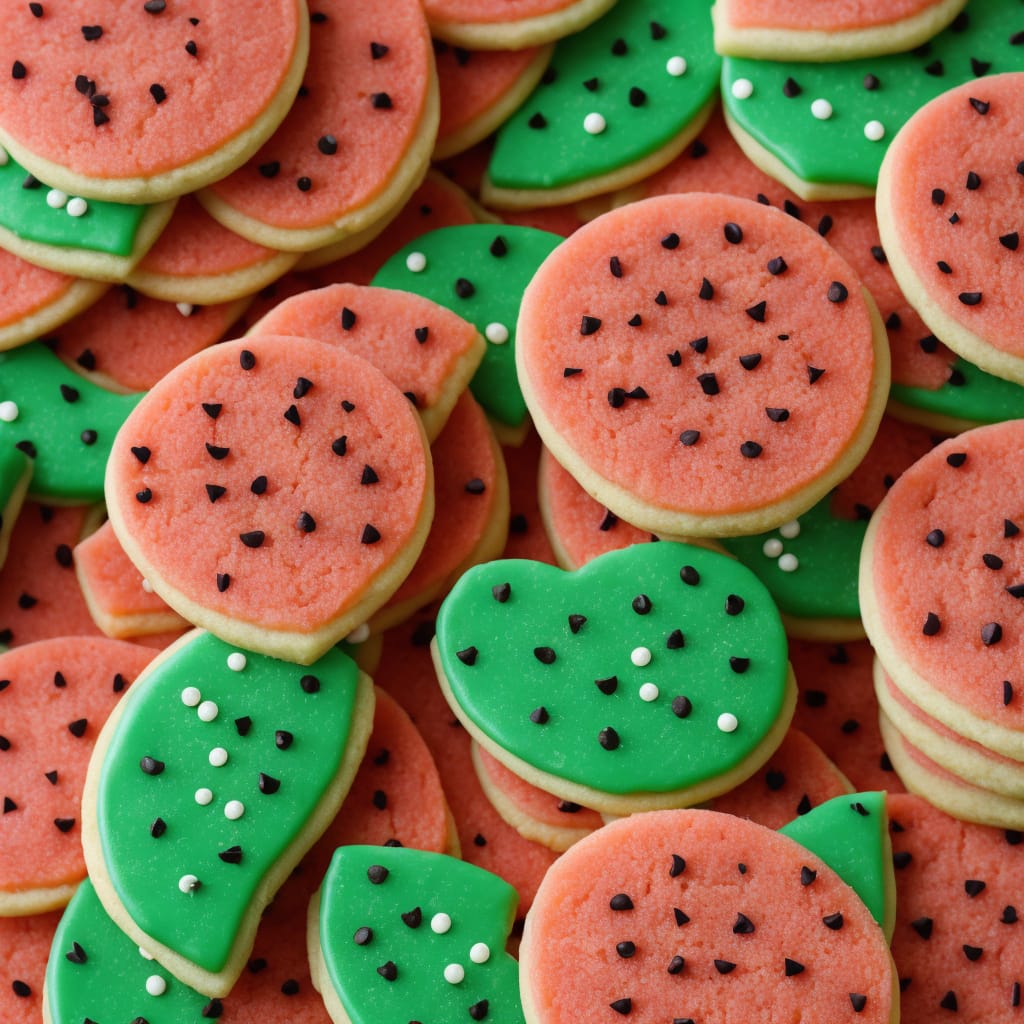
[[520, 797, 897, 1024], [0, 910, 60, 1024], [712, 0, 969, 62], [199, 0, 437, 254], [433, 540, 797, 816], [105, 334, 433, 664], [517, 192, 890, 538], [482, 0, 720, 209], [0, 636, 154, 915], [877, 73, 1024, 386], [0, 0, 309, 204], [81, 629, 374, 997], [859, 419, 1024, 762]]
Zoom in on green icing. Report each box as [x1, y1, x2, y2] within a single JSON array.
[[318, 846, 523, 1024], [0, 151, 148, 255], [0, 342, 142, 503], [719, 495, 866, 623], [95, 631, 362, 974], [780, 791, 892, 935], [487, 0, 719, 192], [435, 541, 790, 797], [722, 0, 1024, 191], [372, 224, 562, 428], [891, 355, 1024, 425], [45, 879, 216, 1024]]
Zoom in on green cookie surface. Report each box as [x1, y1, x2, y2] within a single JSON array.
[[434, 541, 792, 809], [314, 845, 522, 1024]]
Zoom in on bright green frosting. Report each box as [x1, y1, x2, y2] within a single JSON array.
[[892, 355, 1024, 425]]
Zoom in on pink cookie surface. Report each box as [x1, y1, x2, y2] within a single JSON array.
[[0, 911, 61, 1022]]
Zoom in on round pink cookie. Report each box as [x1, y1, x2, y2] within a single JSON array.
[[859, 419, 1024, 760], [105, 335, 433, 664], [0, 636, 155, 913], [711, 728, 853, 830], [517, 192, 890, 536], [887, 792, 1024, 1022], [877, 73, 1024, 385], [51, 285, 248, 393], [249, 281, 485, 442], [0, 911, 61, 1021], [521, 808, 896, 1024], [0, 0, 308, 202], [538, 442, 653, 569]]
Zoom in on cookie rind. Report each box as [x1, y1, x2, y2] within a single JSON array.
[[426, 0, 617, 50]]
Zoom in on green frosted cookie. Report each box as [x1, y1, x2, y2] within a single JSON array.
[[483, 0, 720, 208], [721, 0, 1024, 199], [372, 224, 562, 440], [0, 341, 142, 504], [311, 845, 523, 1024], [81, 629, 375, 997], [433, 541, 796, 816]]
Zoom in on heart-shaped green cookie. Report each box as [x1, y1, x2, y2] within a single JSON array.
[[433, 541, 796, 815]]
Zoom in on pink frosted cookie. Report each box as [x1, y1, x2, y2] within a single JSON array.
[[711, 728, 853, 830], [249, 282, 485, 442], [521, 804, 897, 1024], [433, 41, 552, 159], [377, 611, 558, 917], [877, 73, 1024, 386], [472, 740, 604, 852], [371, 391, 508, 632], [517, 192, 890, 537], [425, 0, 617, 49], [0, 0, 308, 203], [713, 0, 968, 61], [0, 249, 106, 353], [0, 636, 154, 914], [0, 911, 60, 1022], [539, 442, 654, 569], [105, 335, 433, 664], [859, 419, 1024, 763], [200, 0, 437, 254], [73, 520, 188, 639], [51, 284, 248, 393], [888, 792, 1024, 1021], [125, 195, 299, 306], [790, 640, 905, 795]]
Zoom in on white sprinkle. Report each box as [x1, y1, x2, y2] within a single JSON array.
[[46, 189, 68, 209], [224, 800, 245, 820], [762, 538, 783, 558], [178, 874, 200, 894], [779, 520, 801, 539], [779, 553, 800, 573], [864, 119, 885, 142], [138, 947, 154, 960], [0, 401, 19, 423], [485, 322, 509, 345], [175, 302, 195, 317], [0, 146, 8, 166], [583, 111, 606, 135], [145, 975, 167, 996], [811, 98, 833, 120], [731, 78, 754, 100], [469, 942, 490, 964], [195, 787, 213, 806], [666, 55, 687, 77], [209, 747, 228, 767], [431, 912, 452, 934], [181, 686, 201, 707], [226, 651, 247, 672], [406, 251, 427, 273], [630, 646, 652, 668], [717, 712, 739, 733], [141, 577, 153, 593], [443, 963, 465, 985], [66, 196, 88, 218], [638, 683, 659, 703], [346, 622, 371, 644], [197, 700, 219, 722]]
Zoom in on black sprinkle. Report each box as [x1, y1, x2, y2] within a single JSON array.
[[235, 716, 252, 737], [715, 960, 737, 975], [258, 161, 280, 178], [690, 336, 709, 353], [300, 674, 321, 694], [671, 696, 692, 718], [140, 755, 164, 776], [850, 993, 867, 1012], [296, 176, 312, 192], [528, 112, 547, 129], [667, 956, 685, 975], [733, 913, 755, 934], [965, 879, 986, 897], [534, 646, 556, 664], [216, 573, 231, 592], [661, 232, 680, 250], [581, 315, 602, 335], [629, 86, 646, 107], [698, 277, 714, 300], [680, 565, 700, 585], [609, 256, 623, 277], [966, 170, 981, 190], [632, 594, 652, 615], [697, 372, 719, 396], [610, 998, 632, 1015], [185, 39, 198, 56], [959, 291, 983, 306], [940, 991, 958, 1011], [67, 719, 87, 738], [489, 235, 508, 257], [745, 301, 766, 323], [729, 656, 750, 673], [456, 647, 478, 666], [946, 452, 967, 467], [982, 622, 1003, 645], [824, 912, 844, 930], [767, 256, 788, 276], [807, 365, 826, 385], [783, 76, 802, 97], [827, 281, 848, 303], [922, 612, 941, 636], [454, 277, 475, 299], [599, 727, 620, 750], [150, 817, 166, 838], [969, 97, 990, 115], [1000, 232, 1019, 251], [610, 893, 634, 911], [595, 676, 618, 695], [371, 92, 392, 109], [258, 772, 280, 794], [765, 407, 789, 422], [724, 222, 744, 244], [219, 846, 243, 864], [361, 524, 381, 544], [666, 628, 684, 649], [654, 290, 668, 306], [611, 37, 627, 55], [376, 961, 397, 981]]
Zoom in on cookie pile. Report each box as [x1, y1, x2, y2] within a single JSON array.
[[2, 1, 1024, 1022]]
